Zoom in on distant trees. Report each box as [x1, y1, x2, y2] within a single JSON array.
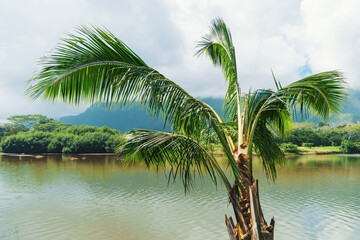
[[0, 132, 53, 153], [287, 127, 321, 146], [7, 114, 51, 131], [46, 132, 121, 153], [0, 114, 53, 142], [0, 115, 123, 154], [282, 122, 360, 151], [0, 123, 23, 139], [32, 119, 71, 132]]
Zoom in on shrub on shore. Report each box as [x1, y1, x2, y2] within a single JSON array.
[[340, 140, 360, 153], [281, 143, 300, 154]]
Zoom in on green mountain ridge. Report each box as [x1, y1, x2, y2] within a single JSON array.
[[59, 98, 223, 133], [59, 90, 360, 132]]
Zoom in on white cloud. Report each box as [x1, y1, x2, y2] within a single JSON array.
[[0, 0, 359, 119], [165, 0, 307, 93], [300, 0, 360, 87]]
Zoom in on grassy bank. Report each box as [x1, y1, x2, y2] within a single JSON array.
[[298, 146, 341, 154], [211, 145, 343, 157]]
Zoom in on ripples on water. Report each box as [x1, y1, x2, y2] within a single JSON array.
[[0, 154, 359, 240]]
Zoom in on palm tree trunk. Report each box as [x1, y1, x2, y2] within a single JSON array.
[[225, 148, 275, 240]]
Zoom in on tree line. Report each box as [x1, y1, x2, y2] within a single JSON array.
[[0, 115, 122, 154], [280, 122, 360, 153], [1, 114, 360, 154]]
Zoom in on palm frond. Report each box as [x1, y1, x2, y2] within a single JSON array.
[[244, 89, 292, 144], [27, 26, 146, 103], [117, 129, 231, 191], [27, 24, 242, 181], [277, 71, 347, 120], [243, 89, 291, 180], [252, 121, 285, 181], [196, 18, 240, 123], [244, 71, 346, 180], [28, 26, 231, 140]]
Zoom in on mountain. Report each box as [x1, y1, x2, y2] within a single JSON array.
[[60, 98, 224, 133], [60, 91, 360, 132]]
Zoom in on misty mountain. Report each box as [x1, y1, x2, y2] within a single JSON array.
[[60, 98, 223, 133], [60, 91, 360, 132]]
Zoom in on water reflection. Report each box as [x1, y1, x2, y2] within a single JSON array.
[[0, 154, 359, 240]]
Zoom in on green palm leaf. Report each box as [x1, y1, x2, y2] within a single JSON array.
[[278, 71, 347, 120], [242, 89, 291, 179], [27, 26, 221, 140], [196, 18, 242, 144], [117, 129, 231, 191], [243, 71, 346, 180], [252, 122, 285, 181], [245, 90, 291, 142], [27, 26, 145, 103]]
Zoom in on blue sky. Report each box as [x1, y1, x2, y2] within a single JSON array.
[[0, 0, 359, 121], [299, 64, 313, 78]]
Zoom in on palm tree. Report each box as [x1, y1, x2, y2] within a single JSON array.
[[27, 18, 346, 239]]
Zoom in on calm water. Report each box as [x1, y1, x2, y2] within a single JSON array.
[[0, 154, 359, 240]]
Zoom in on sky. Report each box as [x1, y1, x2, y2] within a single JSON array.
[[0, 0, 359, 121]]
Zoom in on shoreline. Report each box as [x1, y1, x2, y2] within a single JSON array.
[[0, 152, 117, 158], [207, 152, 347, 158], [1, 151, 353, 159]]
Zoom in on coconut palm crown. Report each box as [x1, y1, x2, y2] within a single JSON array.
[[27, 18, 346, 239]]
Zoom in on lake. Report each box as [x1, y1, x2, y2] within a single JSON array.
[[0, 154, 359, 240]]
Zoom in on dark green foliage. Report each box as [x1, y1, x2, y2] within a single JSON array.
[[340, 140, 359, 153], [1, 132, 53, 153], [0, 134, 29, 153], [287, 127, 321, 146], [105, 134, 124, 153], [253, 123, 285, 180], [27, 132, 53, 153], [283, 122, 360, 147], [98, 126, 121, 135], [47, 134, 75, 153], [72, 132, 107, 153], [281, 143, 300, 154], [65, 126, 98, 135], [32, 120, 71, 132], [0, 116, 122, 154]]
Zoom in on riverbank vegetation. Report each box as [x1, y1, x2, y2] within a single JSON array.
[[0, 115, 122, 154], [280, 122, 360, 154], [1, 114, 360, 155]]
